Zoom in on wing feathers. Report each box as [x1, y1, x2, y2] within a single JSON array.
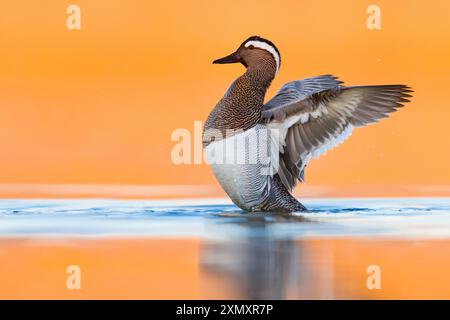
[[263, 76, 412, 192], [345, 85, 412, 127]]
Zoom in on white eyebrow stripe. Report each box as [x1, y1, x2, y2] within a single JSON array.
[[244, 40, 280, 73]]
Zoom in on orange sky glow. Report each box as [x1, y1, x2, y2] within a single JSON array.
[[1, 0, 449, 197]]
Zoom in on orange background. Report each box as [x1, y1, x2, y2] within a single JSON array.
[[2, 238, 450, 299], [1, 0, 449, 193]]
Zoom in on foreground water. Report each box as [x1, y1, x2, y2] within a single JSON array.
[[1, 198, 450, 238], [1, 198, 450, 299]]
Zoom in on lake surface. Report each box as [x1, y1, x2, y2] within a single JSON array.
[[1, 198, 450, 299]]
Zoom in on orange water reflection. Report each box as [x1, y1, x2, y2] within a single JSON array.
[[1, 237, 449, 299]]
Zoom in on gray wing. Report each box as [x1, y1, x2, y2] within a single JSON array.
[[263, 74, 343, 121], [262, 75, 412, 191]]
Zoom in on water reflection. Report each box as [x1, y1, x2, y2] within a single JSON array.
[[201, 213, 334, 299], [2, 199, 450, 299]]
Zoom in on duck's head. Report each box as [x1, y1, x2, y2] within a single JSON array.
[[213, 36, 281, 74]]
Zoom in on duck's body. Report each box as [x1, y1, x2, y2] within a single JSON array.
[[203, 36, 412, 213], [204, 65, 306, 212]]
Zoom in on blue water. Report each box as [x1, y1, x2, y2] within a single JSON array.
[[2, 197, 450, 299], [1, 198, 450, 239]]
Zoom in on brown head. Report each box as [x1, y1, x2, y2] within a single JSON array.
[[213, 36, 281, 75]]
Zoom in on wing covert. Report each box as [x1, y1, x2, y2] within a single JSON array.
[[262, 75, 412, 191]]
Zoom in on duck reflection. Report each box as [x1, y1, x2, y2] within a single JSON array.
[[200, 213, 335, 299]]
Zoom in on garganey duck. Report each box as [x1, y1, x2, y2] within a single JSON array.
[[203, 36, 412, 213]]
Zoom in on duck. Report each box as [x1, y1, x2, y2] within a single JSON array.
[[203, 36, 412, 213]]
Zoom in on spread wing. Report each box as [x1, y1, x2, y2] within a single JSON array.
[[262, 75, 412, 191]]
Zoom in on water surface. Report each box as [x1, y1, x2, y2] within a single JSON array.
[[1, 198, 450, 299], [1, 198, 450, 238]]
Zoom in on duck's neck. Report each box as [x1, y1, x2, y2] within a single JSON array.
[[229, 62, 277, 104], [203, 62, 277, 141], [244, 64, 276, 94]]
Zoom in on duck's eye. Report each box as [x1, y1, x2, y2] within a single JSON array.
[[248, 45, 255, 50]]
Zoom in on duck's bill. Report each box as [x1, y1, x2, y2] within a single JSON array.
[[213, 52, 241, 64]]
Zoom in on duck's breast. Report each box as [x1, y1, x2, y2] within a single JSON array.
[[204, 124, 275, 211]]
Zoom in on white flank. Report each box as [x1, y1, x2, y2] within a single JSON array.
[[203, 127, 275, 173], [244, 40, 280, 73]]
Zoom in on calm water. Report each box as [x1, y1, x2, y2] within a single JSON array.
[[1, 198, 450, 238], [1, 198, 450, 299]]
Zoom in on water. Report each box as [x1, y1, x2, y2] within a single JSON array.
[[2, 197, 450, 299], [0, 198, 449, 239]]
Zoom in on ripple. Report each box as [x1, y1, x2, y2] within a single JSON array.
[[0, 198, 449, 239]]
